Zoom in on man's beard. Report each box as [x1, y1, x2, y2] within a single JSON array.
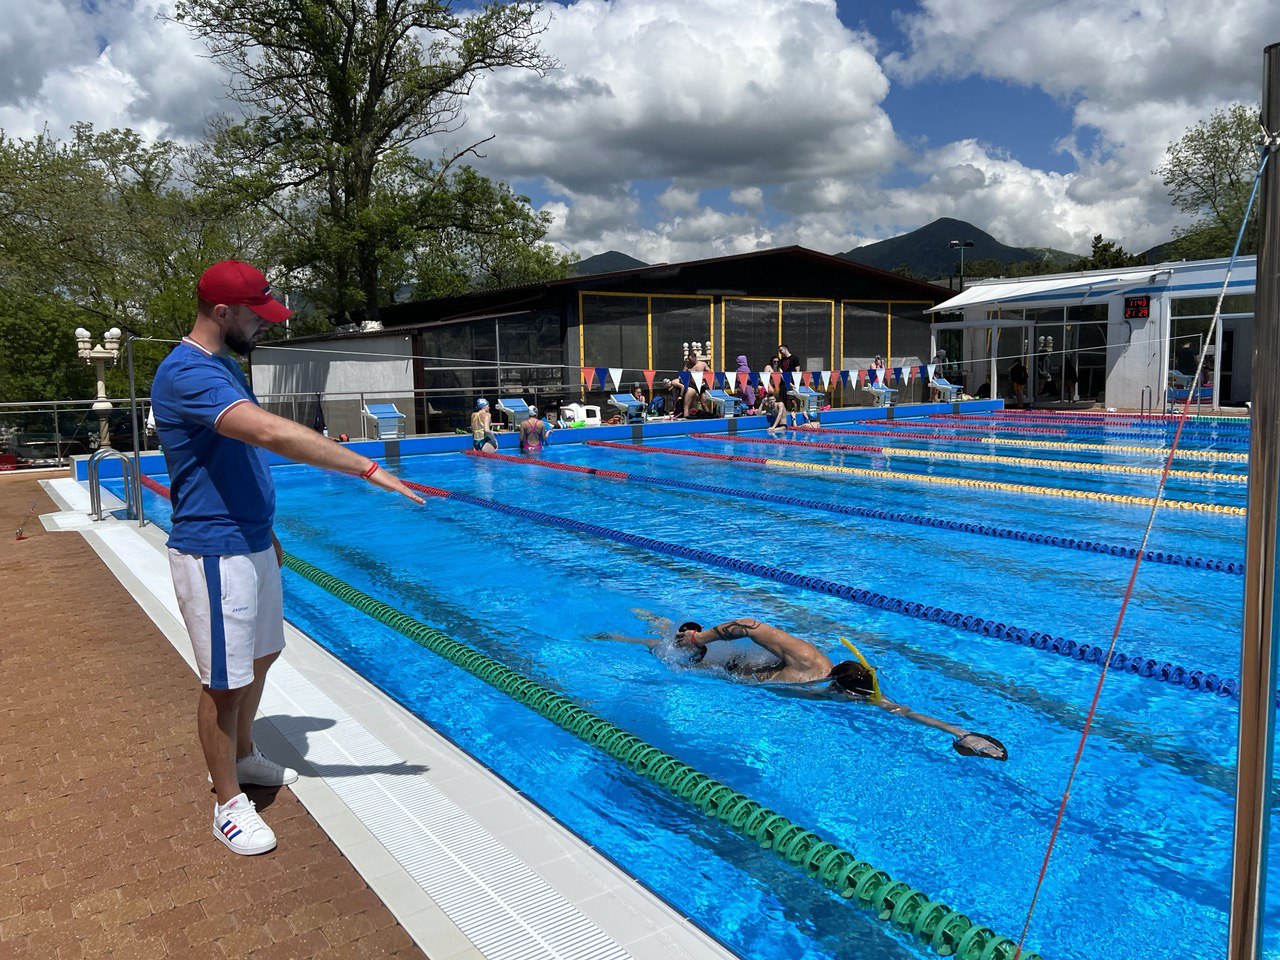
[[225, 328, 259, 357]]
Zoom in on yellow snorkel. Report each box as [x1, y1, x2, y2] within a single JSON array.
[[838, 637, 883, 703]]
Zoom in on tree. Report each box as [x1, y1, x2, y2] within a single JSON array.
[[1071, 234, 1144, 271], [410, 165, 577, 297], [175, 0, 559, 323], [0, 125, 259, 401], [1156, 102, 1261, 260]]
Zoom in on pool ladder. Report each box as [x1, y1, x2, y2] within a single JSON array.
[[87, 448, 146, 526]]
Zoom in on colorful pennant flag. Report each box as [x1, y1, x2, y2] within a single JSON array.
[[608, 367, 623, 391], [643, 369, 656, 391], [800, 371, 812, 388], [771, 372, 782, 391], [679, 370, 692, 389], [582, 366, 595, 390], [821, 370, 833, 390]]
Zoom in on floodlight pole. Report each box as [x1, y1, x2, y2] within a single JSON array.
[[950, 239, 974, 291], [1229, 40, 1280, 960]]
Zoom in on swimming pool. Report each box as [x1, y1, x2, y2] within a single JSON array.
[[134, 412, 1273, 960]]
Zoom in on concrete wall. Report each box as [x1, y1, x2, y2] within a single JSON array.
[[1105, 294, 1164, 409], [248, 334, 416, 438]]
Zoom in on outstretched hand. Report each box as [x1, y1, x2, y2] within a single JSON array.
[[952, 732, 1008, 762], [368, 468, 425, 504]]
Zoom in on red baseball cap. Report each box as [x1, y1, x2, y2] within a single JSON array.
[[197, 260, 292, 324]]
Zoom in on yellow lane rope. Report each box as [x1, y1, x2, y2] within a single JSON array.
[[871, 445, 1246, 484], [957, 435, 1247, 463], [757, 456, 1246, 515]]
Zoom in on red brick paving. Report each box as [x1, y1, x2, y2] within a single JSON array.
[[0, 472, 430, 959]]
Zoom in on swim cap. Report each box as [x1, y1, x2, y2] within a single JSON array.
[[476, 398, 489, 408], [529, 405, 538, 416]]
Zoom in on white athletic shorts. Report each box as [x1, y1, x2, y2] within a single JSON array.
[[168, 547, 286, 690]]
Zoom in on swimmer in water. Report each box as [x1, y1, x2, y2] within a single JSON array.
[[671, 618, 1007, 761]]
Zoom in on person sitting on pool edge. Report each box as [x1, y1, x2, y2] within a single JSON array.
[[471, 398, 498, 452], [672, 617, 1008, 761], [519, 405, 552, 454]]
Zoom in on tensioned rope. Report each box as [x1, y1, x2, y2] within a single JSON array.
[[689, 432, 1246, 486], [134, 472, 1038, 959], [468, 449, 1243, 574], [788, 425, 1249, 463], [1010, 133, 1275, 959], [586, 439, 1246, 516]]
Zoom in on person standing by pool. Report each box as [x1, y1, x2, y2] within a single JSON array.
[[669, 618, 1007, 760], [1008, 359, 1029, 407], [151, 259, 425, 856], [519, 405, 552, 454], [471, 398, 498, 452]]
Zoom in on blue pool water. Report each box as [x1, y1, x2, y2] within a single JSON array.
[[132, 416, 1274, 960]]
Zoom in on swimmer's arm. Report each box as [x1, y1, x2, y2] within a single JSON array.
[[874, 697, 967, 738], [631, 609, 673, 635], [589, 630, 661, 649], [694, 620, 826, 672]]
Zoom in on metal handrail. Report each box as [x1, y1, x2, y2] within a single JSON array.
[[87, 448, 145, 525]]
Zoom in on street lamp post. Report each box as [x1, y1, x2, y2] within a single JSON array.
[[949, 239, 975, 291], [75, 326, 122, 448]]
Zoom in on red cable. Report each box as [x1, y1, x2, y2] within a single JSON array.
[[1013, 380, 1201, 958]]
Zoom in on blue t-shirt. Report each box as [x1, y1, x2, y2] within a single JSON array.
[[150, 339, 275, 555]]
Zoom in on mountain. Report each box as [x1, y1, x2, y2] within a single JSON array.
[[572, 250, 649, 276], [838, 218, 1080, 277]]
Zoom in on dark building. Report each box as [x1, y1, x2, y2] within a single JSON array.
[[253, 245, 949, 434]]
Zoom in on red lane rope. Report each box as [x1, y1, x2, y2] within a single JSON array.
[[856, 420, 1072, 437], [792, 425, 991, 444], [587, 440, 768, 463]]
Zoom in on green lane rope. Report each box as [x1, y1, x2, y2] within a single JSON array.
[[280, 550, 1041, 960], [137, 473, 1039, 957]]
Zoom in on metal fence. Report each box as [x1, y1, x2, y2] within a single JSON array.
[[0, 399, 148, 470], [2, 367, 942, 470]]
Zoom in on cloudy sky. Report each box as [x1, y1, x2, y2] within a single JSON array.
[[2, 0, 1276, 263]]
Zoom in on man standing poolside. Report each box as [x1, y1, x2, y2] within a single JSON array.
[[667, 618, 1007, 761], [151, 260, 424, 855]]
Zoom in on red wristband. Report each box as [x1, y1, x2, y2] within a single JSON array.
[[361, 461, 379, 480]]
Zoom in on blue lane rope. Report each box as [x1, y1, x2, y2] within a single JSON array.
[[406, 479, 1251, 705], [470, 451, 1243, 574]]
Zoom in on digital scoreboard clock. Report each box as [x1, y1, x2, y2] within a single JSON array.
[[1124, 295, 1150, 320]]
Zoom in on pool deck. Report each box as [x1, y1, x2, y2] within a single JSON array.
[[0, 471, 737, 960]]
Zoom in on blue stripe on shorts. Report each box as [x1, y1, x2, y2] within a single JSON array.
[[203, 555, 228, 689]]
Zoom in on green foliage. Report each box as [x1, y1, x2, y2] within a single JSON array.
[[962, 257, 1051, 280], [0, 125, 253, 401], [176, 0, 564, 321], [1156, 102, 1261, 260], [1070, 234, 1145, 271]]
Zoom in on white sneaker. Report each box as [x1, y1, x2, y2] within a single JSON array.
[[212, 793, 277, 855], [236, 746, 298, 786]]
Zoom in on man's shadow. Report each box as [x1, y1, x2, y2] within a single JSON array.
[[227, 715, 431, 812]]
